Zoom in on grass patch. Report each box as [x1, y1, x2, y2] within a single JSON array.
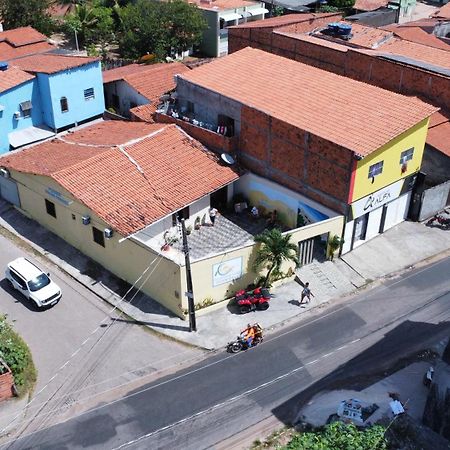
[[0, 315, 36, 397]]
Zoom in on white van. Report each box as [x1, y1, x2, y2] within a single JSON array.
[[5, 257, 62, 308]]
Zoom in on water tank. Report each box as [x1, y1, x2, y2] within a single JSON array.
[[0, 62, 8, 71], [338, 23, 352, 36]]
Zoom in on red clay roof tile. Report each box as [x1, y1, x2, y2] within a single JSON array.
[[354, 0, 388, 11], [190, 0, 259, 11], [434, 2, 450, 20], [179, 47, 438, 156], [1, 121, 239, 236], [427, 110, 450, 157], [103, 63, 154, 84], [130, 104, 157, 122], [0, 41, 54, 61], [12, 54, 98, 74], [388, 26, 450, 51], [0, 66, 35, 93], [0, 27, 47, 47]]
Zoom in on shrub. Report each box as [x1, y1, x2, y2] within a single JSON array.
[[0, 316, 36, 397]]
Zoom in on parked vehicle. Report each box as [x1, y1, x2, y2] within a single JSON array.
[[234, 287, 271, 314], [426, 213, 450, 230], [227, 323, 264, 353], [5, 257, 62, 308]]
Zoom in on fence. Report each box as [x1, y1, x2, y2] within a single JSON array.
[[418, 180, 450, 221]]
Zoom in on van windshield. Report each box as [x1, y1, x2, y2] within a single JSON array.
[[28, 273, 51, 292]]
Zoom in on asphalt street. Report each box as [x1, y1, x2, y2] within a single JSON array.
[[0, 234, 202, 442], [2, 254, 450, 449]]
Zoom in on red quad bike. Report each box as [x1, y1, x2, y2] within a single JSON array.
[[235, 287, 271, 314], [426, 214, 450, 230]]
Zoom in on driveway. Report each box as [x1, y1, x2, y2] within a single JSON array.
[[0, 233, 203, 436]]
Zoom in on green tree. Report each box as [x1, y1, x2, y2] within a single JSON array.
[[0, 0, 53, 34], [119, 0, 206, 60], [284, 422, 387, 450], [253, 228, 299, 287], [64, 3, 113, 48], [326, 0, 355, 9]]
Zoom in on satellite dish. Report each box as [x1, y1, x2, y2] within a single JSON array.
[[221, 153, 235, 165]]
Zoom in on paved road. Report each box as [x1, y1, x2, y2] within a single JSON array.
[[2, 255, 450, 450], [0, 234, 202, 441]]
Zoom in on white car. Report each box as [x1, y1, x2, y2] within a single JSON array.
[[5, 257, 62, 308]]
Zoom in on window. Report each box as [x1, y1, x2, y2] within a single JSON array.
[[10, 270, 26, 289], [19, 100, 32, 118], [400, 147, 414, 165], [217, 114, 235, 137], [60, 97, 69, 113], [368, 161, 383, 179], [92, 227, 105, 247], [84, 88, 95, 100], [45, 199, 56, 218]]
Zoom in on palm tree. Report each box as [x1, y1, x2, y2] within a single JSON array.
[[253, 228, 299, 287]]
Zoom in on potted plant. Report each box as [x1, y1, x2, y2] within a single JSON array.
[[186, 225, 193, 235], [194, 216, 201, 230], [161, 230, 179, 251], [328, 235, 344, 261]]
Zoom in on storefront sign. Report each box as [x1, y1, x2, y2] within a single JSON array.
[[213, 257, 243, 287], [351, 179, 403, 219], [45, 187, 72, 206]]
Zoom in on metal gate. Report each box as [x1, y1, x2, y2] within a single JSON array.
[[298, 237, 314, 266], [0, 177, 20, 207]]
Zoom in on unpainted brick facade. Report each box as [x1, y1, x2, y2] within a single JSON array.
[[239, 105, 352, 214]]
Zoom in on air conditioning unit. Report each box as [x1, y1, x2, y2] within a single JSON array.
[[81, 215, 91, 225], [0, 168, 10, 178], [13, 111, 21, 120], [104, 228, 113, 239]]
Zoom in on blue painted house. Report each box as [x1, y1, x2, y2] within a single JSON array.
[[0, 53, 104, 154]]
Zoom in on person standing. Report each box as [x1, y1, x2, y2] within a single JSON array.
[[209, 207, 218, 226], [300, 282, 314, 305]]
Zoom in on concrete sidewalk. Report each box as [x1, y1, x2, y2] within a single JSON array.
[[1, 200, 450, 351]]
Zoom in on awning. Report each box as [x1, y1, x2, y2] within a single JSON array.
[[8, 125, 55, 148], [220, 12, 242, 21], [247, 7, 269, 15]]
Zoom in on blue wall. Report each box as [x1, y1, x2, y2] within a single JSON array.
[[39, 61, 105, 129], [0, 78, 44, 154]]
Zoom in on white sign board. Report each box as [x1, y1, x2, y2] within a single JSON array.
[[213, 257, 243, 287], [351, 179, 403, 219]]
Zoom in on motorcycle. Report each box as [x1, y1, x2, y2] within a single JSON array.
[[426, 213, 450, 230], [234, 287, 271, 314], [227, 325, 264, 353]]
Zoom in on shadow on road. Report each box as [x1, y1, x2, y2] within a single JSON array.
[[272, 319, 450, 426]]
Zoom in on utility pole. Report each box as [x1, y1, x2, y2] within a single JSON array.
[[180, 218, 197, 332]]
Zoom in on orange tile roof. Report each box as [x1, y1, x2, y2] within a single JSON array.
[[130, 104, 157, 122], [0, 41, 54, 61], [12, 54, 98, 74], [426, 110, 450, 157], [103, 63, 155, 84], [1, 121, 239, 236], [179, 47, 438, 156], [377, 38, 450, 70], [0, 66, 35, 93], [229, 13, 338, 29], [434, 2, 450, 20], [189, 0, 259, 11], [124, 62, 189, 102], [341, 22, 393, 49], [0, 27, 47, 47], [354, 0, 388, 11], [388, 26, 450, 51]]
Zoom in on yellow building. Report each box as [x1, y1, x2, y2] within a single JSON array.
[[0, 120, 344, 318]]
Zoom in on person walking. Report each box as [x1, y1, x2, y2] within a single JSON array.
[[209, 207, 218, 226], [300, 282, 314, 305]]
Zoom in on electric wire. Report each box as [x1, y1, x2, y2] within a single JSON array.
[[0, 252, 165, 437]]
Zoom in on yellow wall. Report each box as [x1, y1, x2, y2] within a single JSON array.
[[11, 172, 184, 317], [188, 216, 344, 307], [351, 118, 429, 202]]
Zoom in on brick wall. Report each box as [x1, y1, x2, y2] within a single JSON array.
[[239, 105, 352, 213], [0, 371, 14, 402], [155, 112, 238, 153]]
